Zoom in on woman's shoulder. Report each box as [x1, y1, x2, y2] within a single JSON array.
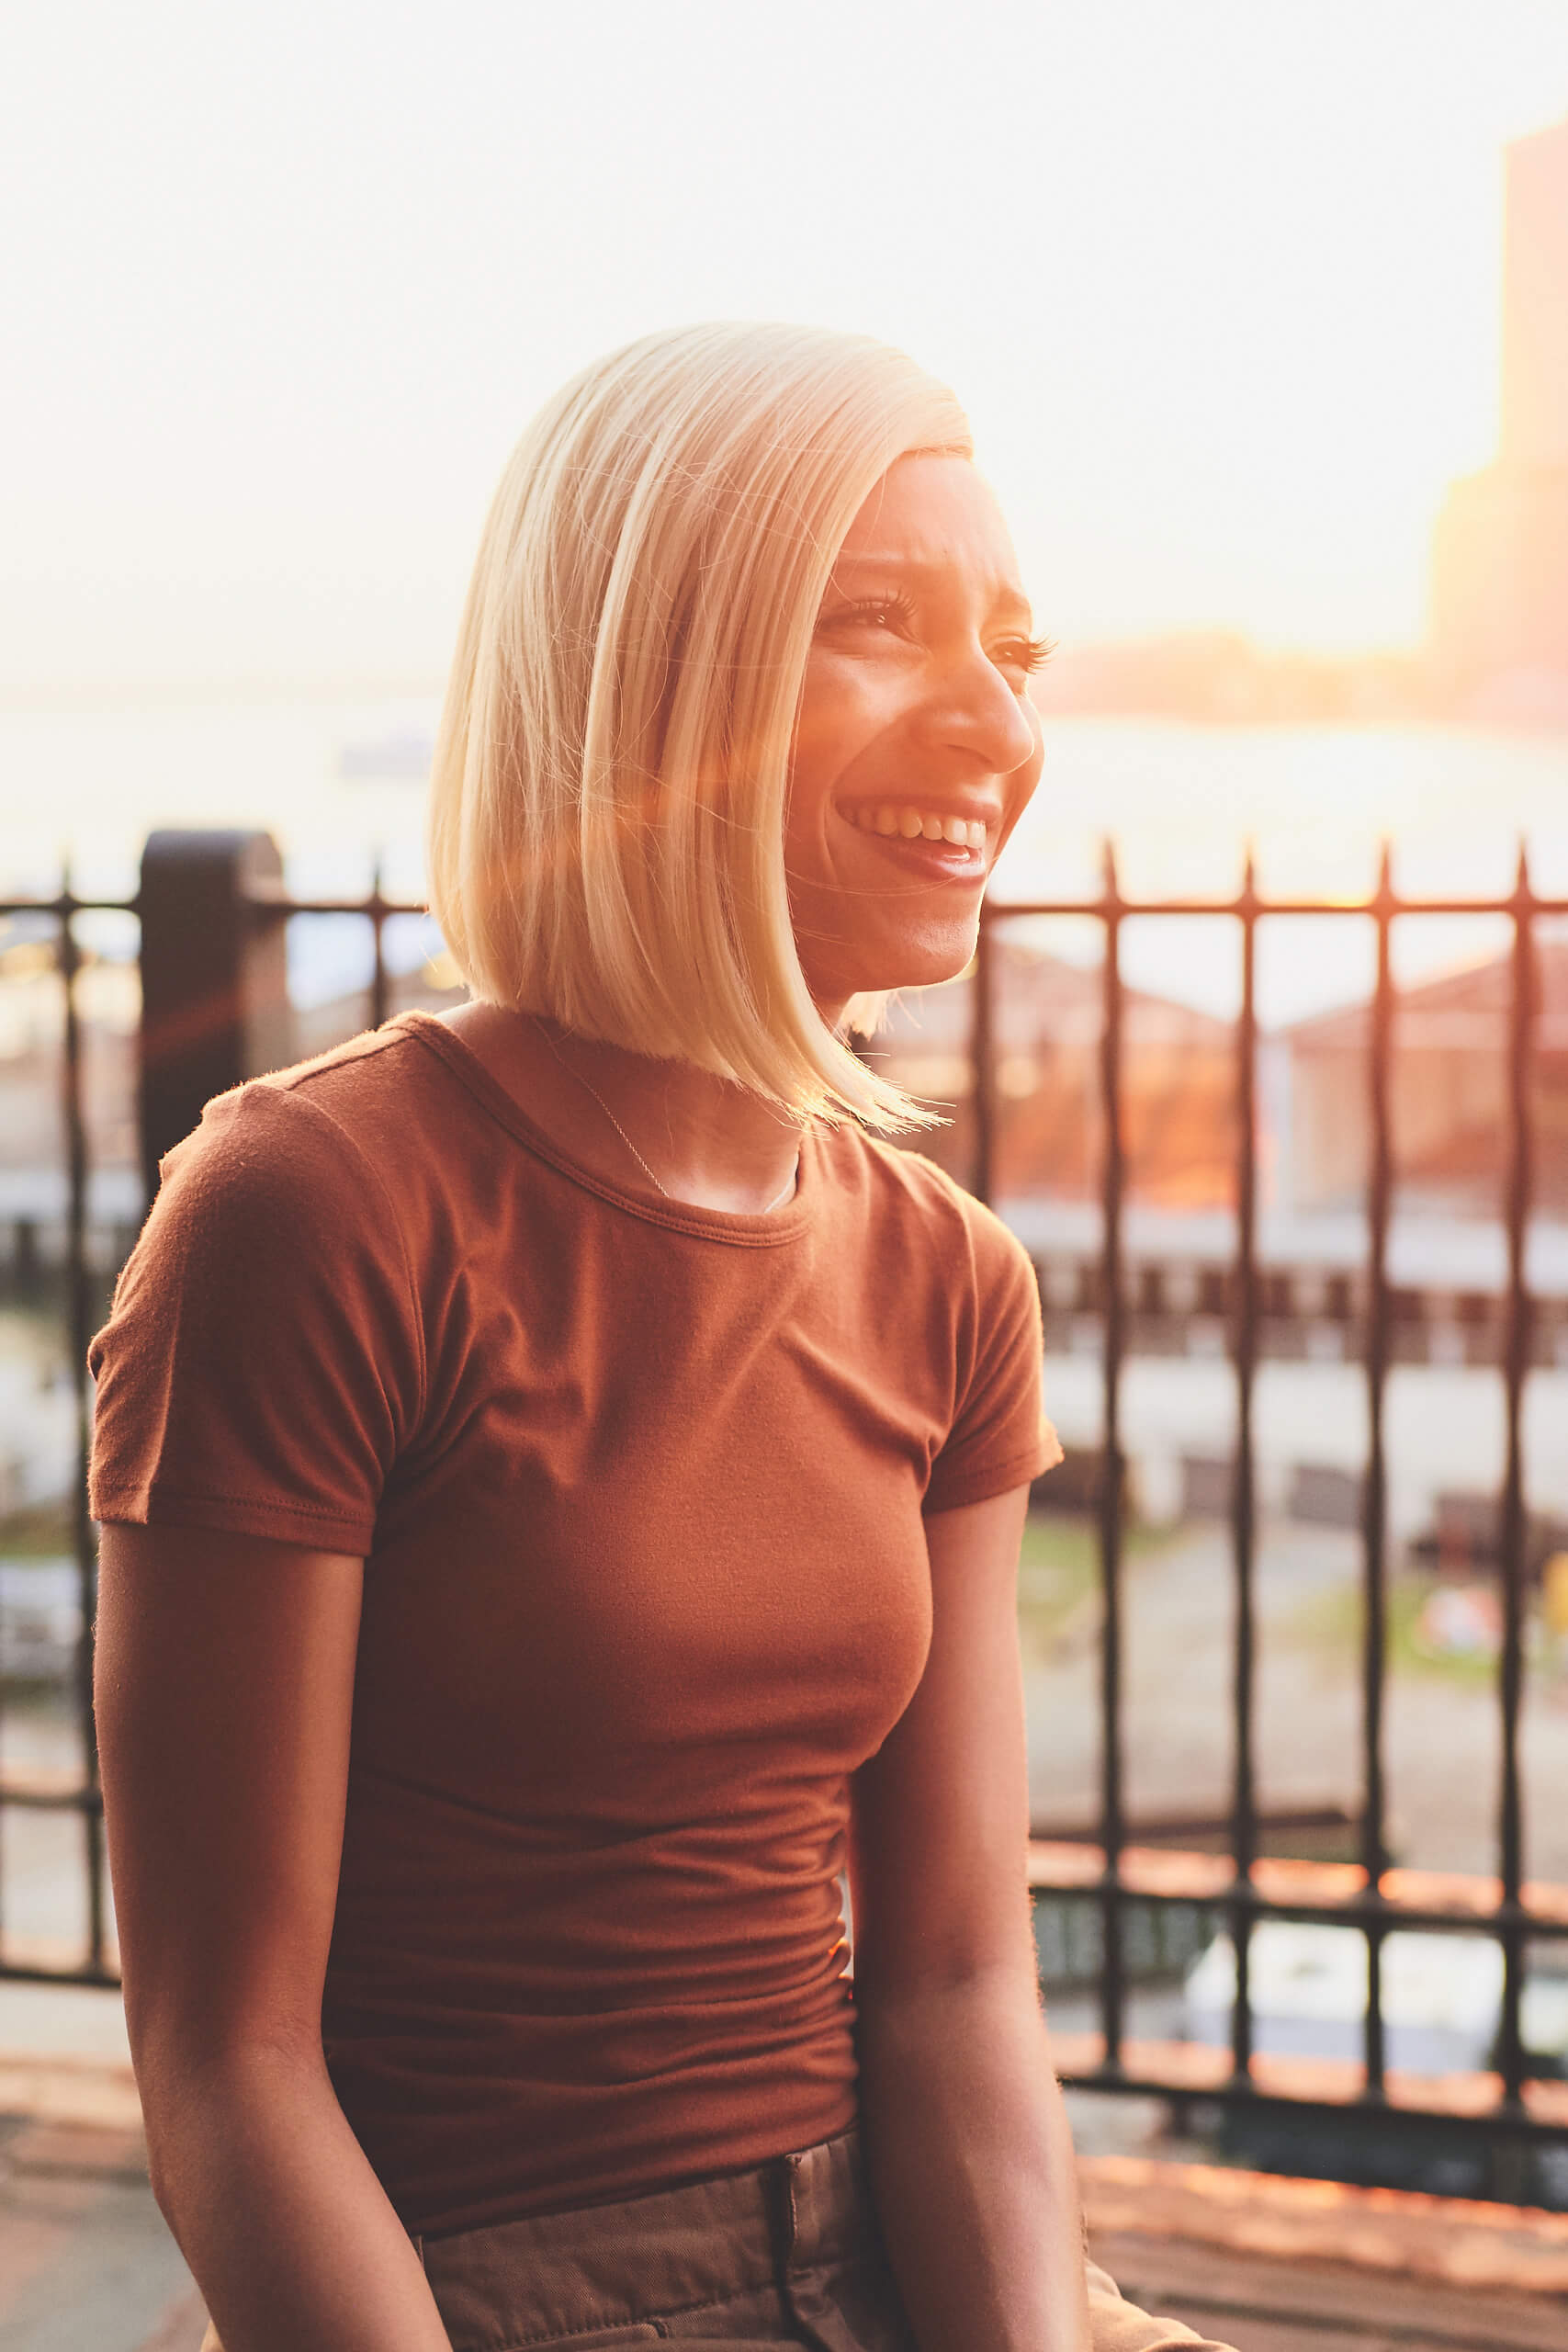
[[829, 1131, 1055, 1508], [821, 1125, 1038, 1295], [90, 1023, 434, 1547], [121, 1021, 451, 1311], [213, 1010, 441, 1129], [158, 1014, 457, 1207]]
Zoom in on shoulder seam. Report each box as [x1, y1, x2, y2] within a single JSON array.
[[258, 1023, 412, 1093], [841, 1127, 965, 1206], [237, 1080, 429, 1429]]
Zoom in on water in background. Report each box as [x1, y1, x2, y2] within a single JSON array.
[[3, 697, 1566, 1023]]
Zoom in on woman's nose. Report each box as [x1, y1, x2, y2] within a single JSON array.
[[928, 645, 1040, 777]]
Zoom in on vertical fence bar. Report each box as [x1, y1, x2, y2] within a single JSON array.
[[972, 909, 997, 1208], [1495, 842, 1535, 2109], [1229, 854, 1258, 2081], [369, 854, 389, 1033], [1360, 845, 1394, 2096], [1098, 842, 1126, 2070], [58, 873, 107, 1971]]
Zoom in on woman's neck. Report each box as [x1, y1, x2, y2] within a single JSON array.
[[440, 1001, 807, 1216]]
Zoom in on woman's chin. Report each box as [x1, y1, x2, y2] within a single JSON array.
[[824, 933, 980, 1004]]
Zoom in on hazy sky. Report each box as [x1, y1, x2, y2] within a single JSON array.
[[5, 2, 1567, 694]]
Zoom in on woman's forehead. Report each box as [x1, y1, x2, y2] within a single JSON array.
[[832, 454, 1025, 598]]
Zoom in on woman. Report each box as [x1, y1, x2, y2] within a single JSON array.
[[91, 323, 1233, 2352]]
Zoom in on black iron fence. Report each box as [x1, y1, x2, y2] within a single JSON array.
[[1, 830, 1565, 2199], [976, 852, 1567, 2199]]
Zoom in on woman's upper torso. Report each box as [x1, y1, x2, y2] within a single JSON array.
[[87, 1009, 1057, 2237]]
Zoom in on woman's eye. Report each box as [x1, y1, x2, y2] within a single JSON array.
[[819, 596, 917, 638], [992, 635, 1055, 680]]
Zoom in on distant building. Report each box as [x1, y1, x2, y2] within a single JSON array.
[[876, 933, 1568, 1227], [1430, 116, 1568, 708], [873, 940, 1238, 1209], [1502, 116, 1568, 472], [1281, 941, 1568, 1216], [1035, 632, 1425, 725]]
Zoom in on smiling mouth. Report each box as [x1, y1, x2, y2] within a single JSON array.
[[838, 802, 989, 850]]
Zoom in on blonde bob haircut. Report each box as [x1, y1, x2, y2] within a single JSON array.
[[426, 320, 973, 1135]]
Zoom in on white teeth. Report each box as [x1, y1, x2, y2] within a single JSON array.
[[842, 803, 988, 850]]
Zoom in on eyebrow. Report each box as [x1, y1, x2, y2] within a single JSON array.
[[828, 552, 1033, 621]]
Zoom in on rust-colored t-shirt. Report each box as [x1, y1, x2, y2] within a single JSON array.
[[88, 1011, 1059, 2236]]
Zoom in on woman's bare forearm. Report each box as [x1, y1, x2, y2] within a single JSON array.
[[143, 2041, 450, 2352], [856, 1968, 1091, 2352]]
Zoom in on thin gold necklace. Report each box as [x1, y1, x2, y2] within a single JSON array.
[[531, 1017, 799, 1214]]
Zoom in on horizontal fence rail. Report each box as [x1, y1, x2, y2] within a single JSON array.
[[2, 830, 1566, 2200]]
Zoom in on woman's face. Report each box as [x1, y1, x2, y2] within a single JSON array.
[[784, 451, 1045, 1022]]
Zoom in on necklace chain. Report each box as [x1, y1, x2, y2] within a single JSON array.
[[531, 1017, 798, 1214]]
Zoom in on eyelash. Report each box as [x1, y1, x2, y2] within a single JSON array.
[[828, 600, 1054, 676], [834, 594, 919, 633]]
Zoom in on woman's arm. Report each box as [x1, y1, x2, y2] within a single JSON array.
[[850, 1483, 1091, 2352], [851, 1488, 1235, 2352], [96, 1521, 452, 2352]]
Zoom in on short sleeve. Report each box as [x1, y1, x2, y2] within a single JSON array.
[[88, 1082, 423, 1554], [921, 1204, 1062, 1515]]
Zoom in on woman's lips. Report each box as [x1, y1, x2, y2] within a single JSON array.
[[842, 803, 988, 849], [836, 801, 989, 882]]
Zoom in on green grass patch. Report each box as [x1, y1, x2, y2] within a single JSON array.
[[1015, 1513, 1172, 1662], [0, 1500, 74, 1560], [1289, 1569, 1535, 1688]]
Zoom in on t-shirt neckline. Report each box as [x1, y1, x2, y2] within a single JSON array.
[[392, 1010, 821, 1248]]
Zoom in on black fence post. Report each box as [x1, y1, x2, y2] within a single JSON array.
[[137, 831, 291, 1198], [1360, 842, 1395, 2100], [1229, 851, 1259, 2086], [1495, 842, 1537, 2132], [1097, 841, 1127, 2073]]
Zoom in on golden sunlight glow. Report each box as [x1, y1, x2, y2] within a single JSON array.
[[3, 6, 1568, 687]]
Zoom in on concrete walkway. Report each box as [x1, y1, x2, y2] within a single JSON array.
[[0, 1986, 198, 2349], [0, 2110, 199, 2352]]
